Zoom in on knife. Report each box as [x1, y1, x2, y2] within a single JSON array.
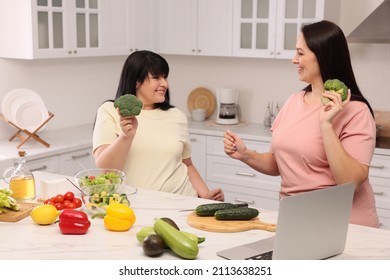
[[179, 203, 249, 212]]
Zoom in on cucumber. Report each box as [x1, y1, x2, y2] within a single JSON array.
[[214, 207, 259, 220], [195, 202, 247, 216]]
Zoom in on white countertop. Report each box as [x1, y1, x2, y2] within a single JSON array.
[[0, 124, 94, 161], [188, 119, 390, 156], [0, 171, 389, 260], [1, 121, 389, 166]]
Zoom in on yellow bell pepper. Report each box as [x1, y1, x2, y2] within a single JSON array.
[[104, 203, 136, 232]]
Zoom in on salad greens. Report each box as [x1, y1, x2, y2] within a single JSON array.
[[79, 171, 122, 188]]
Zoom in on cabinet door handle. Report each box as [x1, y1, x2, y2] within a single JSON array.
[[234, 198, 255, 204], [71, 152, 90, 160], [370, 165, 385, 169], [190, 138, 198, 142], [374, 191, 384, 196], [235, 171, 255, 177], [31, 165, 47, 171]]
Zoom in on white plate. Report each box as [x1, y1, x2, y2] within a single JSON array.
[[13, 100, 49, 132], [1, 88, 45, 122]]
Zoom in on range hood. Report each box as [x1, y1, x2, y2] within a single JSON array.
[[347, 0, 390, 44]]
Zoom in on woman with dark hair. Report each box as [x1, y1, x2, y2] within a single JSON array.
[[93, 50, 224, 201], [224, 21, 379, 227]]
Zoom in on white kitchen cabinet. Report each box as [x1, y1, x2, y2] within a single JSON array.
[[189, 133, 207, 180], [0, 158, 16, 177], [26, 155, 60, 174], [0, 0, 152, 59], [369, 154, 390, 230], [232, 0, 328, 58], [59, 147, 95, 176], [206, 135, 280, 209], [0, 0, 106, 59], [160, 0, 233, 56], [101, 0, 159, 55]]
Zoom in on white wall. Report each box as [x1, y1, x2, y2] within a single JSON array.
[[1, 0, 389, 140]]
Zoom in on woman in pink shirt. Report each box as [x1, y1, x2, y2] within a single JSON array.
[[224, 20, 379, 228]]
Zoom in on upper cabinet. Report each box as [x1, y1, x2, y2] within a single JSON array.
[[0, 0, 104, 59], [232, 0, 325, 58], [0, 0, 157, 59], [101, 0, 159, 56], [160, 0, 233, 56], [0, 0, 337, 59]]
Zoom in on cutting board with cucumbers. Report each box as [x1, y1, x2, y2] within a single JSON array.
[[186, 212, 277, 233], [0, 203, 39, 222]]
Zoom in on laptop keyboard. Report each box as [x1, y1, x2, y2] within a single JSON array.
[[246, 251, 273, 260]]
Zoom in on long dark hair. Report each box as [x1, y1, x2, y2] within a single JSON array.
[[301, 20, 374, 117], [114, 50, 174, 110]]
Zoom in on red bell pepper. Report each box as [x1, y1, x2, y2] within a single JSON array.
[[59, 209, 91, 235]]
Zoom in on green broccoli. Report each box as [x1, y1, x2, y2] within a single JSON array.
[[321, 79, 348, 105], [114, 94, 143, 116]]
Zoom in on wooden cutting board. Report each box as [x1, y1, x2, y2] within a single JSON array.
[[186, 212, 276, 233], [0, 202, 40, 222]]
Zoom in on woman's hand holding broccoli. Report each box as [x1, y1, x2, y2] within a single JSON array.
[[119, 113, 138, 138]]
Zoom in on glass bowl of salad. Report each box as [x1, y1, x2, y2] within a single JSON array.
[[74, 168, 126, 188], [80, 183, 137, 217]]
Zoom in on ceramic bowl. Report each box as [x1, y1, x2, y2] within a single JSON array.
[[191, 108, 207, 122]]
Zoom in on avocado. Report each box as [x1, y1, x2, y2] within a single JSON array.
[[160, 217, 180, 230], [142, 234, 164, 257]]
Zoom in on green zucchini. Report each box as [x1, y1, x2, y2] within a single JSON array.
[[214, 207, 259, 220], [154, 218, 199, 260], [136, 225, 205, 245], [195, 202, 248, 216]]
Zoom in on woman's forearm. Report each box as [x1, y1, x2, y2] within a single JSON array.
[[94, 134, 133, 170], [321, 122, 368, 190]]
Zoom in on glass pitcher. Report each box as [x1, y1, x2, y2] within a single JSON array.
[[2, 150, 36, 201]]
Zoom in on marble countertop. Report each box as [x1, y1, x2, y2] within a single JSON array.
[[0, 171, 389, 260]]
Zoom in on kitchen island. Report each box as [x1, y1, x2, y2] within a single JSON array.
[[0, 171, 389, 260]]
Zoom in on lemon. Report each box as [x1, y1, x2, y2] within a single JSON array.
[[30, 204, 60, 225]]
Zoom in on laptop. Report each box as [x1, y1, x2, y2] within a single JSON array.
[[217, 182, 354, 260]]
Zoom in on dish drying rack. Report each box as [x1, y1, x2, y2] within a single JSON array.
[[0, 112, 54, 148]]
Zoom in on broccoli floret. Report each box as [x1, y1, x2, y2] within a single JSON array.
[[114, 94, 143, 116], [321, 79, 348, 105]]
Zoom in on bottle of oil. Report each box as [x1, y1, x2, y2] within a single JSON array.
[[8, 150, 36, 201]]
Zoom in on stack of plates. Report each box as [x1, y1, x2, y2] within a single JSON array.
[[1, 88, 49, 132]]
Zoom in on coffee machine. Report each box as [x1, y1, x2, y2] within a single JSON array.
[[216, 88, 240, 125]]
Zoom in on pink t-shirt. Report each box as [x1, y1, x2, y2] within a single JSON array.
[[271, 91, 379, 227]]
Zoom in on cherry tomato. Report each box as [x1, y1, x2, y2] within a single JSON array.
[[72, 198, 82, 208], [66, 202, 76, 209], [44, 200, 55, 206], [88, 175, 95, 180], [63, 200, 71, 208], [54, 194, 65, 204], [64, 191, 75, 201], [54, 202, 65, 210]]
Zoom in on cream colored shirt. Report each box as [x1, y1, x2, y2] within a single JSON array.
[[93, 101, 197, 197]]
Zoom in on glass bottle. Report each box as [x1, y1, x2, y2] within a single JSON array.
[[6, 150, 36, 201], [263, 103, 272, 127]]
